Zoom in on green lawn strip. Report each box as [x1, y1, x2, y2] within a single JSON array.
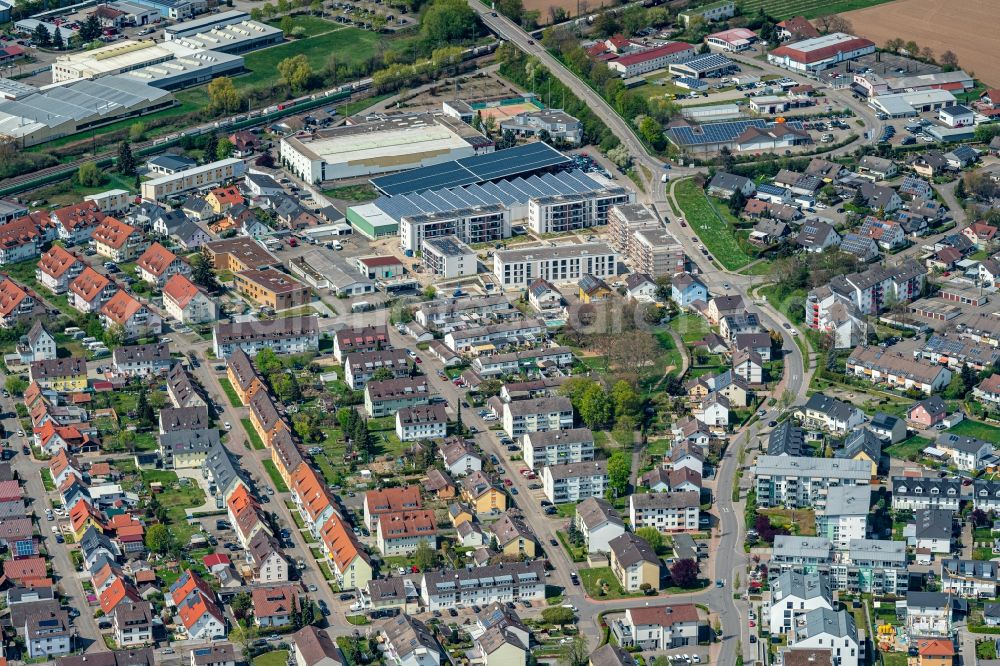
[[578, 567, 643, 600], [242, 418, 266, 450], [670, 313, 711, 344], [674, 178, 755, 270], [555, 502, 578, 519], [885, 435, 932, 462], [219, 377, 243, 408], [556, 530, 587, 563], [947, 419, 1000, 444], [253, 650, 289, 666], [346, 615, 370, 625], [262, 460, 291, 493], [141, 470, 205, 545], [41, 469, 55, 492], [322, 184, 378, 202]]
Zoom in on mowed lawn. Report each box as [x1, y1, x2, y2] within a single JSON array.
[[238, 27, 380, 89], [737, 0, 893, 19], [947, 420, 1000, 445], [267, 15, 343, 37], [674, 178, 756, 271]]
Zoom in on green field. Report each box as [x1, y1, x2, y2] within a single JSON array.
[[674, 178, 756, 270], [947, 420, 1000, 444], [670, 313, 711, 344], [885, 435, 931, 462], [736, 0, 895, 20], [239, 27, 381, 90], [242, 418, 267, 450], [267, 15, 344, 37]]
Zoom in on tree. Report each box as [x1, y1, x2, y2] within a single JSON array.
[[638, 116, 665, 151], [207, 77, 242, 113], [413, 539, 437, 571], [728, 189, 748, 217], [4, 376, 27, 397], [77, 162, 103, 187], [51, 26, 63, 49], [230, 592, 252, 619], [541, 606, 576, 627], [669, 558, 700, 588], [420, 0, 477, 45], [136, 390, 156, 429], [273, 372, 302, 402], [422, 285, 437, 300], [560, 635, 589, 666], [940, 50, 959, 70], [884, 38, 904, 53], [278, 54, 314, 93], [579, 382, 612, 429], [33, 23, 50, 47], [145, 523, 173, 553], [814, 14, 851, 34], [607, 451, 630, 498], [190, 253, 217, 290], [636, 527, 664, 553], [370, 367, 396, 381], [118, 141, 137, 176], [128, 122, 147, 142], [215, 137, 234, 160], [311, 0, 322, 14], [611, 380, 641, 421], [280, 15, 295, 34], [905, 40, 919, 56], [497, 0, 524, 24], [80, 14, 102, 41], [478, 378, 503, 397], [256, 348, 284, 376], [229, 623, 259, 660]]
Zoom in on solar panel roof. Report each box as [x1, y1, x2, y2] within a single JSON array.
[[667, 119, 805, 147], [370, 141, 572, 195]]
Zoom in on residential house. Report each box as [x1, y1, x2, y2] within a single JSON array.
[[707, 172, 755, 199], [795, 393, 865, 435], [461, 470, 507, 514], [92, 217, 146, 262], [789, 608, 859, 666], [396, 404, 448, 443], [608, 532, 661, 592], [941, 558, 999, 598], [936, 433, 995, 472], [35, 245, 83, 294], [135, 243, 190, 287], [101, 291, 162, 342], [69, 267, 117, 314], [613, 605, 701, 650], [162, 274, 217, 324], [769, 571, 834, 635], [671, 273, 708, 308], [363, 486, 422, 530], [251, 586, 299, 627], [858, 156, 897, 180], [891, 477, 961, 512], [575, 497, 625, 553], [629, 491, 699, 533], [487, 510, 538, 558], [440, 439, 482, 477], [908, 396, 948, 428]]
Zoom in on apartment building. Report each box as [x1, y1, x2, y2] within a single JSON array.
[[141, 158, 246, 201], [941, 558, 999, 598], [420, 562, 546, 611], [396, 404, 448, 442], [609, 532, 662, 592], [754, 456, 871, 509], [574, 497, 625, 554], [92, 216, 147, 262], [363, 486, 422, 530], [376, 510, 437, 556], [769, 571, 834, 635], [606, 204, 685, 276], [629, 491, 699, 533], [613, 605, 701, 650], [845, 346, 951, 395], [522, 428, 595, 470], [364, 377, 430, 418], [816, 485, 870, 549], [493, 242, 619, 288], [472, 347, 575, 378], [527, 187, 633, 234], [233, 268, 311, 310], [212, 316, 319, 358], [343, 349, 411, 390], [443, 319, 546, 354], [502, 397, 573, 438], [541, 460, 608, 504]]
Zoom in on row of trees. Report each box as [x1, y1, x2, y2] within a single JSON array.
[[883, 39, 959, 70]]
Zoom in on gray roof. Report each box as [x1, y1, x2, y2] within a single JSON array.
[[754, 455, 871, 481], [906, 591, 948, 610], [708, 171, 752, 193], [802, 608, 857, 641], [768, 421, 806, 457], [380, 615, 440, 661], [892, 476, 961, 499], [159, 428, 220, 456], [837, 428, 881, 464], [544, 459, 607, 481], [773, 571, 832, 605], [422, 561, 545, 595], [938, 433, 993, 454], [204, 442, 246, 498], [772, 536, 832, 561], [576, 497, 624, 531], [608, 532, 660, 568], [630, 490, 699, 510], [942, 558, 1000, 580], [159, 406, 210, 432], [913, 509, 953, 540], [822, 485, 871, 517], [847, 539, 906, 565], [801, 393, 861, 422]]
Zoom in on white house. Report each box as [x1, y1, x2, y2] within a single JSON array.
[[575, 497, 625, 553], [769, 571, 834, 635], [396, 404, 448, 442], [790, 608, 859, 666], [440, 439, 482, 477], [523, 428, 595, 471], [541, 460, 608, 504]]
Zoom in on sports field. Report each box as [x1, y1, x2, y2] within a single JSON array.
[[737, 0, 893, 20], [475, 101, 540, 122], [840, 0, 1000, 87]]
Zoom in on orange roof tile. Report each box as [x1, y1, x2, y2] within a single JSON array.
[[69, 267, 113, 303], [91, 217, 137, 250], [52, 201, 105, 231], [0, 278, 30, 317], [70, 498, 104, 533], [100, 290, 143, 326], [162, 274, 203, 309], [99, 577, 140, 614], [136, 242, 180, 278], [209, 186, 244, 207], [37, 245, 82, 279]]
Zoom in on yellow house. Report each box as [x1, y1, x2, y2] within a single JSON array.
[[70, 499, 105, 541], [461, 471, 507, 514], [28, 357, 88, 392], [841, 429, 882, 479], [578, 274, 613, 304], [480, 633, 528, 666], [322, 516, 373, 591], [448, 502, 474, 528], [489, 511, 538, 558], [163, 430, 214, 469], [609, 532, 661, 593]]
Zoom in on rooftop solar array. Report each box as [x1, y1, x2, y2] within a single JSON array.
[[667, 119, 805, 147], [370, 142, 571, 195], [674, 53, 734, 73], [373, 169, 616, 223]]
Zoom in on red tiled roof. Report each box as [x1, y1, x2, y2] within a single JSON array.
[[162, 274, 203, 309], [3, 556, 46, 582], [136, 242, 180, 277], [100, 290, 143, 326], [612, 42, 693, 66], [37, 246, 82, 279], [52, 201, 105, 231], [0, 278, 30, 318], [69, 267, 113, 303], [769, 36, 875, 65]]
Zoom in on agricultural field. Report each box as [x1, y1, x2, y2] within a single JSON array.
[[737, 0, 893, 19], [674, 178, 757, 271], [841, 0, 1000, 87]]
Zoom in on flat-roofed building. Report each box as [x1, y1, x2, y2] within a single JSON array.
[[422, 235, 478, 278], [767, 33, 876, 72], [494, 242, 618, 288], [141, 158, 245, 201], [755, 456, 871, 509], [233, 268, 310, 310], [281, 113, 491, 184]]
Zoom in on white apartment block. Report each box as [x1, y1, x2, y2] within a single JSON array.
[[420, 562, 546, 611], [493, 242, 619, 288], [140, 158, 246, 201], [527, 189, 633, 235], [629, 491, 700, 533], [754, 456, 872, 509], [542, 460, 608, 504], [400, 206, 511, 254], [502, 397, 574, 438], [522, 428, 595, 470]]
